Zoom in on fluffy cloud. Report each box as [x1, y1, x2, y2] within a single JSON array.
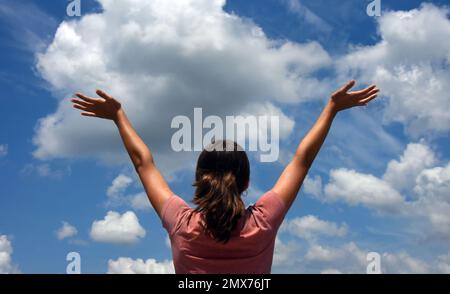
[[107, 174, 133, 198], [33, 0, 332, 169], [129, 192, 151, 211], [413, 163, 450, 202], [0, 144, 7, 157], [273, 237, 301, 267], [337, 4, 450, 137], [383, 142, 436, 191], [324, 168, 404, 212], [437, 251, 450, 274], [304, 243, 366, 266], [105, 174, 150, 210], [281, 215, 348, 240], [305, 243, 434, 274], [273, 236, 439, 274], [56, 221, 78, 240], [320, 268, 342, 274], [90, 211, 146, 244], [313, 142, 450, 240], [303, 175, 322, 198], [381, 252, 430, 274], [405, 163, 450, 238], [0, 235, 18, 274], [107, 257, 174, 274]]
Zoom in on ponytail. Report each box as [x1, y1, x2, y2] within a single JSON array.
[[193, 171, 245, 243], [192, 140, 250, 243]]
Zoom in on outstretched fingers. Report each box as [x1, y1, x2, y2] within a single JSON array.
[[352, 84, 377, 96], [75, 93, 102, 104], [358, 94, 378, 106], [339, 80, 356, 93], [359, 88, 379, 100], [81, 112, 97, 117], [72, 103, 89, 111], [71, 98, 93, 108], [96, 89, 113, 100]]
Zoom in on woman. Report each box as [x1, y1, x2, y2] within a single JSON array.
[[71, 80, 379, 273]]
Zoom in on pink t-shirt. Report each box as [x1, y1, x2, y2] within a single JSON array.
[[161, 191, 288, 274]]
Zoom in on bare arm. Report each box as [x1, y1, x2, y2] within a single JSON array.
[[272, 80, 379, 208], [71, 90, 172, 217]]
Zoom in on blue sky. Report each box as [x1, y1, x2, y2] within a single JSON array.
[[0, 0, 450, 274]]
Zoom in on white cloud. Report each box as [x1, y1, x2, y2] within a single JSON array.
[[324, 168, 404, 212], [320, 269, 342, 274], [305, 243, 344, 262], [129, 192, 151, 211], [313, 142, 450, 240], [383, 142, 436, 191], [107, 174, 133, 198], [303, 175, 322, 198], [305, 242, 434, 274], [56, 221, 78, 240], [273, 237, 301, 267], [107, 257, 174, 274], [105, 174, 151, 210], [0, 235, 18, 274], [321, 142, 440, 214], [273, 222, 401, 273], [413, 163, 450, 203], [405, 163, 450, 238], [0, 144, 7, 157], [20, 163, 71, 179], [274, 240, 368, 274], [381, 252, 430, 274], [32, 0, 331, 170], [281, 215, 347, 240], [437, 251, 450, 274], [274, 236, 437, 274], [90, 211, 146, 245], [337, 4, 450, 137]]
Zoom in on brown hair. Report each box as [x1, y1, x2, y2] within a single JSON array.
[[192, 140, 250, 243]]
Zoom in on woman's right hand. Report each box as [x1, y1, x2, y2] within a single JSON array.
[[71, 89, 123, 122], [329, 80, 380, 113]]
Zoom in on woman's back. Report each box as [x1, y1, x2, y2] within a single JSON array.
[[162, 191, 288, 274]]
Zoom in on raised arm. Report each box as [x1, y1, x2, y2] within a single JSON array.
[[272, 80, 379, 209], [71, 90, 172, 217]]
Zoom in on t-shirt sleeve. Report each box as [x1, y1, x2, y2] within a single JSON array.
[[161, 195, 191, 235], [253, 190, 289, 230]]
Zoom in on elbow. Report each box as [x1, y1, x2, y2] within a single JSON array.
[[300, 158, 313, 170], [294, 151, 314, 170], [134, 151, 154, 172]]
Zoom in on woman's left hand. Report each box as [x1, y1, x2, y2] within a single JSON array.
[[329, 80, 380, 113]]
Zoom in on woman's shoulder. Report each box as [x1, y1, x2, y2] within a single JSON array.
[[245, 190, 288, 229], [161, 194, 195, 234]]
